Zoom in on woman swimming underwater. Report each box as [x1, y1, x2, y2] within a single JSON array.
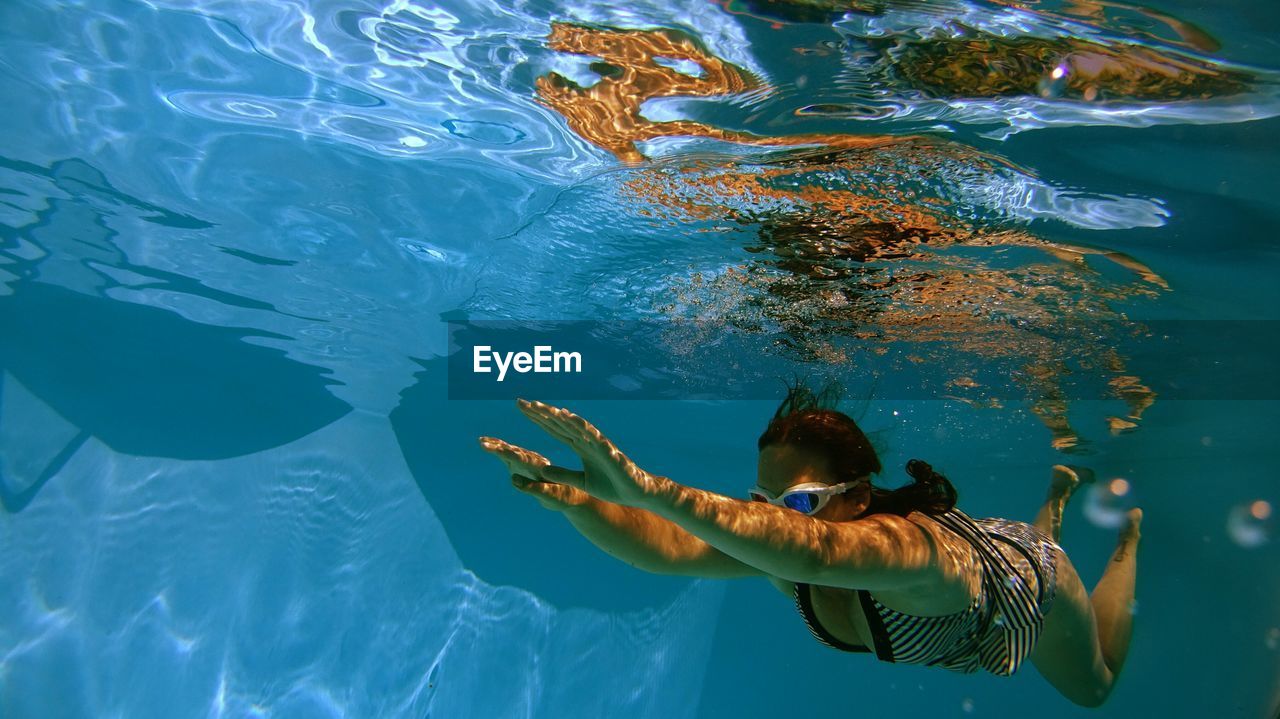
[[479, 385, 1141, 707]]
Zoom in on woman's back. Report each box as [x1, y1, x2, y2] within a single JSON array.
[[781, 509, 1061, 676]]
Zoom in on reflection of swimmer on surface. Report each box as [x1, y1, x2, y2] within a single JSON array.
[[537, 23, 1163, 451], [481, 385, 1142, 707], [628, 148, 1163, 451]]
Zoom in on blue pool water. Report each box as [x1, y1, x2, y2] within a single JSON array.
[[1, 0, 1278, 716]]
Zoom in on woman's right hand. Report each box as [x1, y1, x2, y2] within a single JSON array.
[[479, 436, 592, 511]]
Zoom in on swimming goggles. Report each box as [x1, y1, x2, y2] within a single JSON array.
[[748, 481, 862, 515]]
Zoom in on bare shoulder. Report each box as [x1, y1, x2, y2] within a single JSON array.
[[900, 511, 981, 574], [841, 511, 970, 556], [870, 511, 981, 613]]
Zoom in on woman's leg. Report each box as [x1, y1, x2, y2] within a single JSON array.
[[1030, 509, 1142, 707], [1034, 464, 1094, 542], [1091, 508, 1142, 674]]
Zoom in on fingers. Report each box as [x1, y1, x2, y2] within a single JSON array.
[[540, 464, 587, 490], [479, 436, 587, 491], [517, 399, 618, 460], [516, 401, 581, 448], [517, 399, 597, 450], [479, 436, 551, 471], [511, 473, 590, 509]]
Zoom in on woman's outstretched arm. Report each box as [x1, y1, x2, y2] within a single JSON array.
[[482, 437, 760, 578], [508, 400, 956, 593], [562, 495, 765, 578], [643, 482, 944, 591]]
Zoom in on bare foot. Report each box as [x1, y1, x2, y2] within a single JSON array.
[[1120, 507, 1143, 544], [1049, 464, 1095, 504]]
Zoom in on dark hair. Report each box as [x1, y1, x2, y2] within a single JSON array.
[[757, 379, 957, 517]]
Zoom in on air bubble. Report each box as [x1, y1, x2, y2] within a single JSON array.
[[1084, 480, 1131, 529], [1227, 501, 1272, 548]]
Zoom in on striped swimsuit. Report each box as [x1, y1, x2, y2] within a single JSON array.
[[793, 509, 1060, 676]]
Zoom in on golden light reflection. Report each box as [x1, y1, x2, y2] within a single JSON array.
[[536, 22, 907, 162], [538, 23, 1165, 450]]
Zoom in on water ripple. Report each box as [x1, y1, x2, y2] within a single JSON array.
[[128, 0, 769, 179], [0, 414, 726, 718]]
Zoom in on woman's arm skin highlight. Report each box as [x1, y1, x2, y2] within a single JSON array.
[[643, 480, 945, 591], [560, 496, 763, 578], [482, 436, 758, 577], [511, 401, 952, 593]]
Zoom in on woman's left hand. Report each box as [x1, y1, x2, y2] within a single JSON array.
[[512, 399, 669, 509]]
